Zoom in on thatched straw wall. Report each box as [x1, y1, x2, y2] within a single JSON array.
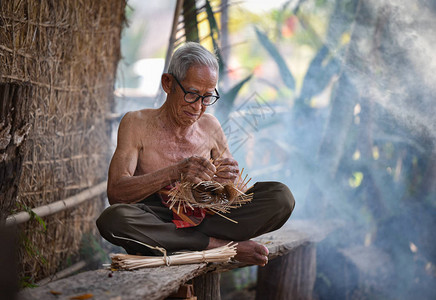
[[0, 0, 126, 282]]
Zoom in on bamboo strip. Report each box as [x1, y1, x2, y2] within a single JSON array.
[[0, 44, 33, 58], [5, 181, 107, 226]]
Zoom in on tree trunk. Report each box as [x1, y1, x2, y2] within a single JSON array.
[[256, 243, 317, 300], [0, 83, 32, 222]]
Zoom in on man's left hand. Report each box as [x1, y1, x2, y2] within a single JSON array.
[[213, 158, 239, 184]]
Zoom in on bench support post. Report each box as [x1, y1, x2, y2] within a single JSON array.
[[193, 272, 221, 300], [256, 242, 316, 300]]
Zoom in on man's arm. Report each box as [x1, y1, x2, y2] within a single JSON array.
[[107, 112, 179, 204], [207, 115, 240, 185], [107, 112, 217, 205]]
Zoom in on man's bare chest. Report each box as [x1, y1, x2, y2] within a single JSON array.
[[136, 130, 213, 173]]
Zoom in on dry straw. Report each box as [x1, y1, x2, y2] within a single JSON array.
[[168, 168, 254, 223], [0, 0, 126, 282], [110, 234, 237, 270]]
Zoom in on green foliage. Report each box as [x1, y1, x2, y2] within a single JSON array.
[[254, 26, 296, 91], [179, 0, 253, 120], [204, 0, 226, 79], [183, 0, 200, 42], [17, 203, 46, 232], [20, 276, 38, 289], [215, 74, 253, 121], [21, 233, 47, 266], [316, 0, 328, 6], [19, 233, 47, 289], [296, 45, 340, 107], [14, 203, 48, 289]]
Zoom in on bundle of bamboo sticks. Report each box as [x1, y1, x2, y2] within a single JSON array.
[[111, 243, 237, 270]]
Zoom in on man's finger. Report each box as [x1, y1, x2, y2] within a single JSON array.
[[215, 165, 239, 173], [196, 156, 216, 173], [185, 174, 202, 184], [215, 170, 237, 179], [214, 158, 238, 166]]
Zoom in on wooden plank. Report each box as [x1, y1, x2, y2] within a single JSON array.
[[20, 264, 207, 300], [19, 220, 339, 300], [210, 219, 341, 273]]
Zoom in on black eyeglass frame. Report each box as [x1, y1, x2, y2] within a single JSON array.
[[170, 74, 220, 106]]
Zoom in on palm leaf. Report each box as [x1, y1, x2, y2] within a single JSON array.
[[296, 45, 340, 105], [216, 74, 253, 120], [254, 26, 295, 91], [204, 0, 226, 78], [183, 0, 199, 42]]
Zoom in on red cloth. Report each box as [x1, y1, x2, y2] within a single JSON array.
[[159, 185, 207, 228]]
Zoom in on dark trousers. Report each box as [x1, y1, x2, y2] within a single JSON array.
[[96, 181, 295, 255]]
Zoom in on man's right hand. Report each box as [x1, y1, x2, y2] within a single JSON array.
[[178, 156, 216, 184]]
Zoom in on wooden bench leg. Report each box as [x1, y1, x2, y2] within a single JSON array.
[[166, 283, 196, 299], [193, 272, 221, 300], [256, 242, 317, 300]]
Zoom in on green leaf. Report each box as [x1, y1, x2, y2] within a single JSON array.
[[216, 74, 253, 120], [20, 276, 38, 289], [183, 0, 199, 42], [20, 204, 46, 231], [222, 74, 253, 106], [33, 212, 46, 231], [204, 0, 220, 40], [297, 45, 340, 104], [254, 26, 295, 90], [204, 0, 226, 77]]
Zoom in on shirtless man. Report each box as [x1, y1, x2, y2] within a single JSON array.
[[97, 42, 295, 266]]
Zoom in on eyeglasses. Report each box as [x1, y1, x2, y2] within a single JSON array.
[[171, 74, 220, 106]]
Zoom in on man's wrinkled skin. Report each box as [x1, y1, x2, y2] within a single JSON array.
[[107, 65, 268, 266]]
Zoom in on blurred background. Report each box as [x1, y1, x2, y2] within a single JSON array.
[[2, 0, 434, 299], [113, 0, 436, 299]]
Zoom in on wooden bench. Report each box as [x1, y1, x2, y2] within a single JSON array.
[[20, 220, 339, 300]]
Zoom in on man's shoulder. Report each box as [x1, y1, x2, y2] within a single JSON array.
[[118, 109, 157, 135], [199, 113, 221, 129], [122, 109, 155, 122], [123, 108, 156, 119]]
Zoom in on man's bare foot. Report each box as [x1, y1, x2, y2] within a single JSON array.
[[207, 237, 269, 266]]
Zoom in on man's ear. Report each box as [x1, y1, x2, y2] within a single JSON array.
[[161, 73, 173, 94]]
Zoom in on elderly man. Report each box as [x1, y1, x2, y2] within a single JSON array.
[[97, 42, 295, 266]]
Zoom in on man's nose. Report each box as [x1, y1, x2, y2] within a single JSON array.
[[191, 98, 203, 111]]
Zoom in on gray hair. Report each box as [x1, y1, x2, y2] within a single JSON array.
[[167, 42, 219, 80]]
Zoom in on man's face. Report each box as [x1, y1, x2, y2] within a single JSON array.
[[170, 65, 218, 126]]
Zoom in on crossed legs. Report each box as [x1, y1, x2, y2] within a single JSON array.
[[96, 181, 295, 264]]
